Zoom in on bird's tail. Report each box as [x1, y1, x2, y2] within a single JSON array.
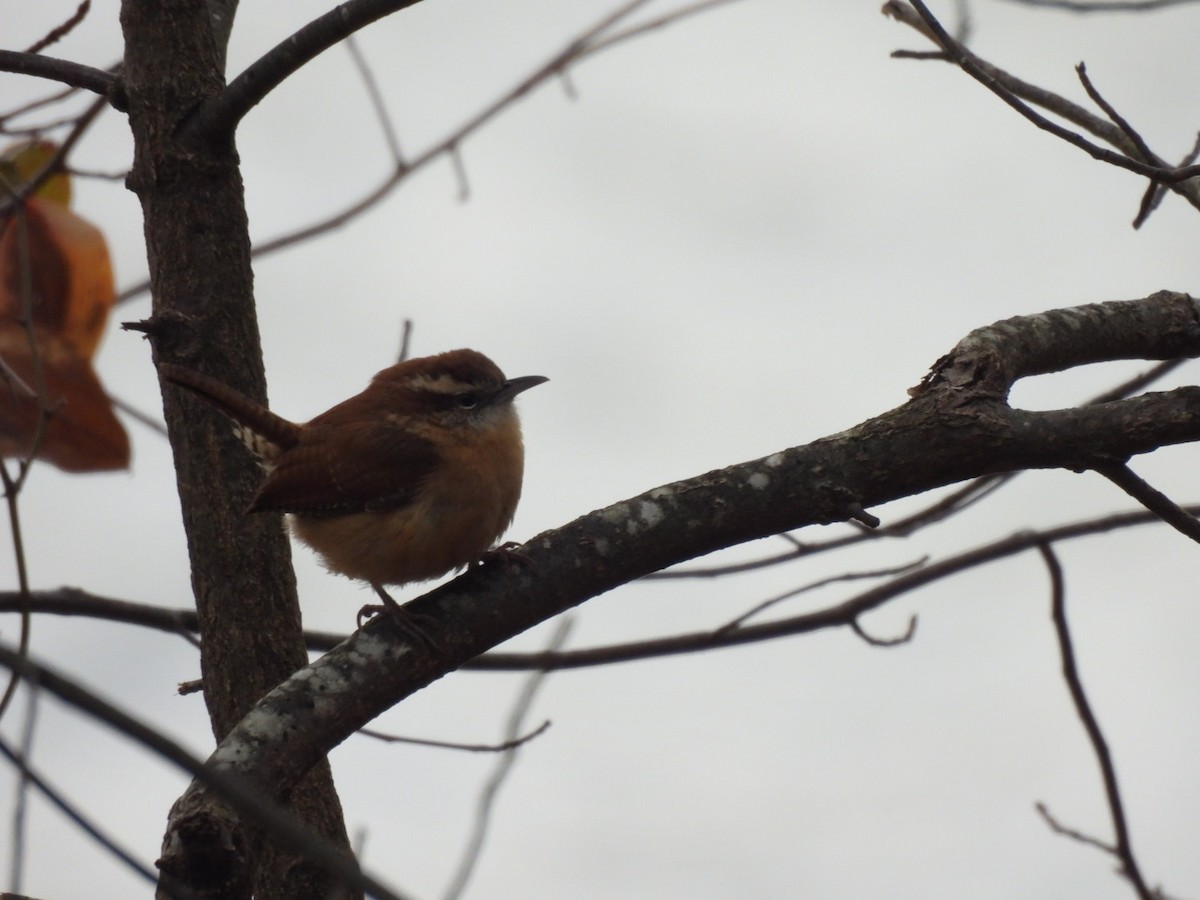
[[158, 363, 301, 465]]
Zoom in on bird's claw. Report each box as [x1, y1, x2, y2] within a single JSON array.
[[358, 585, 441, 650]]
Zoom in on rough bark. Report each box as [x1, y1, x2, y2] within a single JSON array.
[[117, 1, 357, 897], [156, 291, 1200, 895]]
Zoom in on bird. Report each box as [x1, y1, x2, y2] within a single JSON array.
[[158, 348, 547, 640]]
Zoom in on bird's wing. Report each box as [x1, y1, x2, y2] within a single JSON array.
[[248, 414, 439, 516]]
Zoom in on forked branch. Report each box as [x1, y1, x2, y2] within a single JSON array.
[[883, 0, 1200, 220], [150, 291, 1200, 894], [1036, 542, 1160, 900]]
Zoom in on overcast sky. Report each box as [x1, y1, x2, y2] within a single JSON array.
[[2, 1, 1200, 898]]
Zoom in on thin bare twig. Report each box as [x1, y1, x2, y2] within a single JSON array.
[[441, 616, 574, 900], [999, 0, 1200, 10], [359, 719, 551, 752], [0, 111, 91, 136], [0, 82, 80, 128], [8, 686, 38, 891], [24, 0, 91, 55], [0, 352, 37, 399], [396, 318, 413, 363], [0, 188, 53, 493], [345, 35, 403, 165], [117, 0, 741, 304], [0, 184, 43, 726], [850, 614, 917, 647], [715, 558, 927, 634], [1074, 63, 1155, 163], [466, 504, 1200, 671], [1134, 132, 1200, 228], [885, 1, 1200, 189], [1093, 463, 1200, 543], [0, 89, 110, 216], [0, 730, 162, 892], [1035, 542, 1156, 900], [109, 395, 169, 437], [449, 142, 470, 202], [0, 587, 200, 631], [584, 0, 747, 55], [65, 165, 128, 182], [0, 642, 413, 900], [1071, 61, 1180, 229], [1085, 358, 1185, 404], [651, 476, 1005, 579], [1035, 801, 1115, 853]]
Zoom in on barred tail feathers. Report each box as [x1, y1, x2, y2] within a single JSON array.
[[158, 363, 301, 464]]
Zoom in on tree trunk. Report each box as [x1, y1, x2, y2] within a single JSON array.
[[118, 1, 358, 896]]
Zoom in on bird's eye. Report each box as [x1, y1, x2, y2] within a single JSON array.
[[456, 393, 479, 409]]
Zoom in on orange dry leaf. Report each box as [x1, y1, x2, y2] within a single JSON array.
[[0, 140, 129, 472]]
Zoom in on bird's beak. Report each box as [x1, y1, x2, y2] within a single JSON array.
[[498, 374, 549, 402]]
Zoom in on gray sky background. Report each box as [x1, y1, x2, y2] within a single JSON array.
[[2, 1, 1199, 898]]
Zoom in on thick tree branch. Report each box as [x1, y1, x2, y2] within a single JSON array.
[[0, 50, 115, 95], [152, 292, 1200, 877], [911, 292, 1200, 398], [119, 1, 359, 895], [656, 357, 1185, 579], [181, 0, 425, 145], [3, 499, 1199, 670]]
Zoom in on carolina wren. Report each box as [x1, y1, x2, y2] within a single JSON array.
[[159, 349, 547, 633]]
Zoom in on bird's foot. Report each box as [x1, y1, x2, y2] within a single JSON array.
[[358, 584, 441, 651]]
